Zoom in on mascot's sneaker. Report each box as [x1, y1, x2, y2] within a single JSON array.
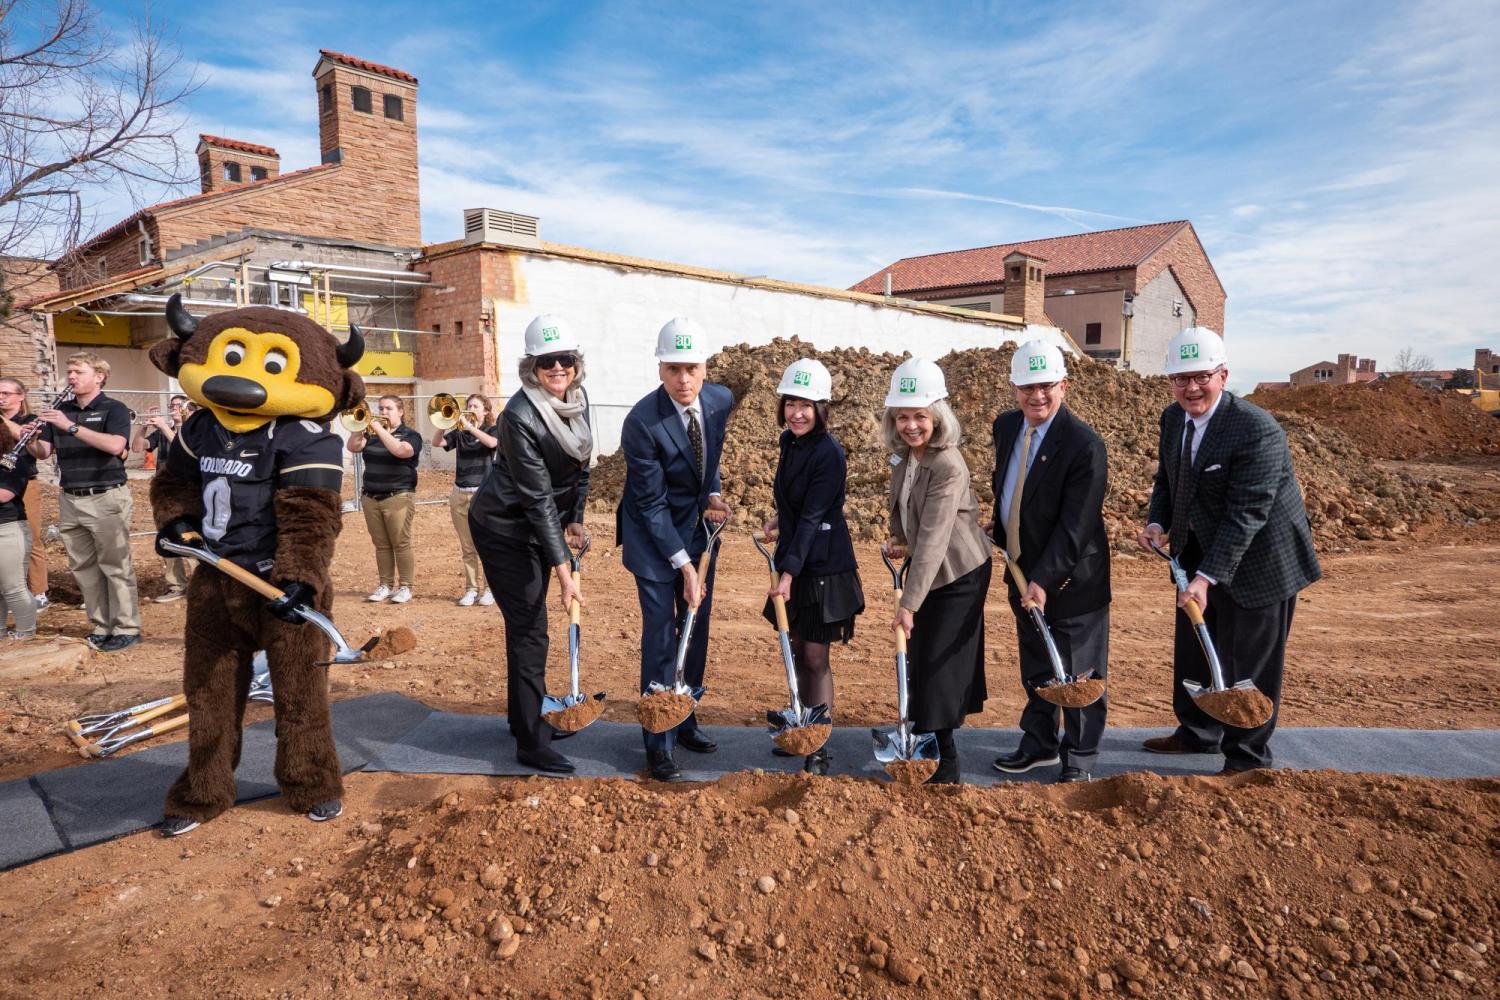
[[160, 815, 201, 838], [390, 586, 413, 604], [366, 585, 392, 602], [479, 589, 495, 606], [457, 589, 479, 607], [154, 587, 186, 604], [307, 798, 343, 822]]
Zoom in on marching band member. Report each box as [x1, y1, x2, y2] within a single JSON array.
[[347, 395, 423, 603]]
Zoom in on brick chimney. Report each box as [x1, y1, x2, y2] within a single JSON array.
[[1002, 251, 1047, 323], [197, 135, 280, 193], [1359, 358, 1376, 374], [312, 50, 420, 245]]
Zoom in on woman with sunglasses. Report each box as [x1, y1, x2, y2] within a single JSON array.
[[431, 393, 499, 606], [468, 314, 592, 775]]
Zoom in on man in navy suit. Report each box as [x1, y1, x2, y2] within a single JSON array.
[[1137, 328, 1320, 774], [618, 318, 732, 781]]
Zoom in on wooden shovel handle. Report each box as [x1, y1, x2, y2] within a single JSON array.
[[1181, 596, 1207, 627], [181, 531, 284, 601], [122, 695, 186, 729], [148, 713, 189, 737]]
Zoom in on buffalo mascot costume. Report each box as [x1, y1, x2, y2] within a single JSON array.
[[149, 293, 365, 836]]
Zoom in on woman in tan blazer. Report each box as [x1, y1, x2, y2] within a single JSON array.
[[882, 359, 992, 784]]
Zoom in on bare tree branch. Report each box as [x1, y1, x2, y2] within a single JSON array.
[[1392, 347, 1436, 373], [0, 0, 199, 262]]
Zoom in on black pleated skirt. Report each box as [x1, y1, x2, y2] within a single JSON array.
[[762, 569, 865, 644], [907, 560, 991, 730]]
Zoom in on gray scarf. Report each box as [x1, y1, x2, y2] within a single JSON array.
[[522, 384, 594, 466]]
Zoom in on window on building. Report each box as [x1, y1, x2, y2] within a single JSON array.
[[200, 161, 210, 188], [352, 86, 372, 113], [431, 324, 441, 335], [1009, 265, 1021, 281], [137, 236, 151, 266], [950, 301, 990, 312], [223, 161, 241, 182], [250, 166, 268, 181], [320, 83, 332, 112], [1085, 322, 1102, 345], [455, 321, 464, 338], [384, 94, 404, 120]]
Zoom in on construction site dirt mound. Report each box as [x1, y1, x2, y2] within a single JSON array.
[[589, 339, 1460, 548], [1251, 377, 1500, 460], [291, 770, 1498, 999]]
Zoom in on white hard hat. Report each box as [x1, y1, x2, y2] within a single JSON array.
[[523, 314, 580, 356], [1010, 339, 1068, 386], [884, 358, 948, 409], [776, 358, 832, 402], [654, 317, 709, 364], [1164, 327, 1227, 376]]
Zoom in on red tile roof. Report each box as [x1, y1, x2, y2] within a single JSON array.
[[316, 49, 418, 84], [198, 134, 279, 158], [850, 220, 1190, 295]]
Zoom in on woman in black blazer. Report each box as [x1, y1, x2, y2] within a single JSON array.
[[761, 359, 864, 774]]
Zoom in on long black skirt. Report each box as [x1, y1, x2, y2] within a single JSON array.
[[762, 569, 865, 644], [907, 560, 991, 730]]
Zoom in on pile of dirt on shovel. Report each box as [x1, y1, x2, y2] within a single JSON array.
[[302, 770, 1498, 999], [589, 339, 1461, 548], [1249, 377, 1500, 460]]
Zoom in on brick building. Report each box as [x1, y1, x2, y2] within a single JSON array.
[[1287, 353, 1379, 388], [850, 221, 1226, 375]]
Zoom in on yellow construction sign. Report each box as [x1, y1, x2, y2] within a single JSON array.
[[354, 350, 414, 379], [53, 310, 132, 346]]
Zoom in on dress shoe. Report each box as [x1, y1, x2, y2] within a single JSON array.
[[307, 798, 344, 822], [771, 745, 796, 758], [517, 745, 575, 774], [159, 815, 200, 838], [926, 755, 962, 785], [1057, 766, 1092, 783], [1217, 762, 1267, 776], [647, 750, 682, 782], [803, 747, 830, 776], [1142, 734, 1220, 755], [676, 728, 717, 754], [548, 727, 576, 742], [101, 634, 140, 652], [992, 749, 1061, 773]]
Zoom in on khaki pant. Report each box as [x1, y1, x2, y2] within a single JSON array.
[[23, 478, 46, 596], [0, 521, 36, 636], [362, 492, 415, 588], [449, 487, 482, 591], [58, 486, 141, 637], [163, 556, 189, 590]]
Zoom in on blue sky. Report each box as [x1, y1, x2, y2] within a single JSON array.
[[75, 0, 1500, 389]]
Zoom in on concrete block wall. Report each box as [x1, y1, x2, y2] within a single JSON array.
[[1135, 225, 1225, 334]]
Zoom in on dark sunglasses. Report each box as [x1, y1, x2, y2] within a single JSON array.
[[536, 353, 577, 370]]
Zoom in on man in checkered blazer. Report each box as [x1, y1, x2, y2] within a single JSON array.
[[1136, 328, 1320, 773]]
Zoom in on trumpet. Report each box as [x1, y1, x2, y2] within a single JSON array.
[[2, 388, 74, 469], [339, 400, 390, 435], [129, 409, 169, 426], [426, 393, 469, 431]]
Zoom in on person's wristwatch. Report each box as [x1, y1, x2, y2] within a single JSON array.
[[66, 423, 80, 435]]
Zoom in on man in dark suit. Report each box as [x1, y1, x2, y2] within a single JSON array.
[[1136, 327, 1320, 773], [989, 337, 1111, 783], [618, 317, 732, 781]]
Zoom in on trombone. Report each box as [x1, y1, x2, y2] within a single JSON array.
[[339, 400, 391, 435], [426, 393, 470, 431]]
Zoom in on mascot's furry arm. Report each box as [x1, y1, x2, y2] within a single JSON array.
[[272, 486, 343, 597], [149, 452, 204, 529]]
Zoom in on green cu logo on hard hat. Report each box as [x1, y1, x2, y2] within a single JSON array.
[[1181, 343, 1199, 360], [899, 377, 917, 394], [793, 371, 811, 386], [541, 326, 560, 342], [675, 333, 693, 350], [1028, 354, 1047, 372]]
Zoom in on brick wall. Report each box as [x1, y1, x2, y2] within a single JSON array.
[[0, 257, 60, 388], [316, 61, 420, 247], [1135, 224, 1226, 334], [199, 146, 280, 193], [412, 248, 517, 394], [1001, 253, 1047, 323]]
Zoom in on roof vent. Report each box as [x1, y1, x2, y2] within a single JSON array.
[[463, 208, 540, 249]]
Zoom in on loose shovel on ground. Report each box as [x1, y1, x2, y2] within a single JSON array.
[[159, 532, 382, 666], [541, 536, 606, 733], [65, 693, 186, 751], [1149, 541, 1275, 729], [872, 549, 939, 784], [1002, 558, 1106, 709], [637, 515, 725, 734], [752, 533, 831, 756], [79, 712, 189, 758]]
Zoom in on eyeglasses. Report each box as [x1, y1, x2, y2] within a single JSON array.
[[1169, 369, 1224, 388], [1016, 382, 1060, 396], [536, 353, 577, 370]]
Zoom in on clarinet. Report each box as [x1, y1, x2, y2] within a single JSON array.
[[1, 388, 75, 469]]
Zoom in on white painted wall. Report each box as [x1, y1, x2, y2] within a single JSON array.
[[1131, 268, 1195, 376], [493, 255, 1028, 454]]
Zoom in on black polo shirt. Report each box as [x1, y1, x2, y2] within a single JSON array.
[[360, 424, 423, 496], [40, 393, 129, 489], [144, 426, 171, 454], [167, 411, 344, 574], [0, 463, 30, 525], [442, 425, 497, 488]]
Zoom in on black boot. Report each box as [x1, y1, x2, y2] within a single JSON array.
[[803, 746, 830, 775], [926, 729, 961, 785]]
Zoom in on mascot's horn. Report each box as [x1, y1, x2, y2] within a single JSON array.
[[166, 293, 198, 340], [337, 323, 366, 369]]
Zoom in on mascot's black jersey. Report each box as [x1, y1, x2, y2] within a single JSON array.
[[166, 411, 343, 574]]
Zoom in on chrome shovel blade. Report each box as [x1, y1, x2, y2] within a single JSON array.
[[767, 702, 830, 734]]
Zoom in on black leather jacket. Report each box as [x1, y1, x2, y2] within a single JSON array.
[[467, 391, 590, 567]]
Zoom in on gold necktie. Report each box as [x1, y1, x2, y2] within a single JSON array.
[[1005, 427, 1034, 563]]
